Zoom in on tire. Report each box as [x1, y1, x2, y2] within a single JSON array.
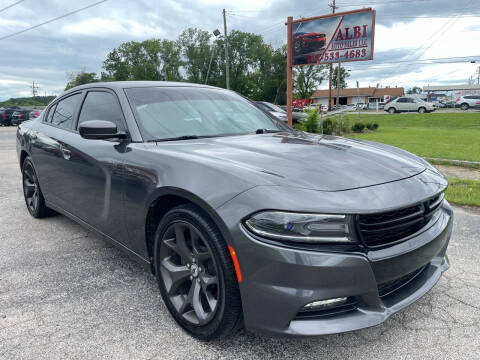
[[153, 204, 242, 341], [22, 157, 53, 218], [461, 103, 469, 111], [388, 107, 396, 114], [418, 107, 426, 113]]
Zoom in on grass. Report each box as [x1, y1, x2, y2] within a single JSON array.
[[347, 112, 480, 162], [445, 177, 480, 207]]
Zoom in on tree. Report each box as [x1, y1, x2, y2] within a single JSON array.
[[407, 86, 422, 94], [332, 65, 350, 89], [65, 69, 99, 90], [178, 28, 212, 83], [102, 39, 182, 81], [293, 65, 327, 99]]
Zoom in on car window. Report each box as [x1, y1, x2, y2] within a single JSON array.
[[125, 87, 283, 141], [407, 98, 416, 103], [45, 104, 57, 123], [51, 94, 81, 129], [397, 98, 407, 103], [78, 91, 125, 130]]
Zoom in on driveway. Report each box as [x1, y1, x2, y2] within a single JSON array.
[[0, 126, 479, 359]]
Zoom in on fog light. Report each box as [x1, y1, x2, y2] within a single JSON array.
[[301, 297, 348, 311]]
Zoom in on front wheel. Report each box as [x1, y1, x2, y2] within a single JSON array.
[[388, 107, 396, 114], [154, 204, 242, 340], [418, 107, 426, 113], [461, 103, 469, 111]]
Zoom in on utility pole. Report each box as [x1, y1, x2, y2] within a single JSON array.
[[336, 62, 341, 108], [223, 9, 230, 89], [31, 81, 39, 97], [328, 0, 337, 111]]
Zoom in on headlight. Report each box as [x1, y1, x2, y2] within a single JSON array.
[[244, 211, 354, 243]]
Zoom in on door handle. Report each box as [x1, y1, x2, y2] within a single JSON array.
[[61, 147, 71, 160]]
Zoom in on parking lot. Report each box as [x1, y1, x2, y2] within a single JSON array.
[[0, 126, 479, 359]]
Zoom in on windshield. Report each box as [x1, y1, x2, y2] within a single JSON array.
[[125, 87, 285, 141]]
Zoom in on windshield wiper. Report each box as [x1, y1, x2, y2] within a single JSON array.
[[255, 129, 283, 134], [148, 135, 202, 142]]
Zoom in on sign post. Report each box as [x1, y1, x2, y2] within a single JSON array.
[[286, 8, 375, 126]]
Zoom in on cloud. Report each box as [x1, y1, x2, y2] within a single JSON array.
[[0, 0, 478, 100]]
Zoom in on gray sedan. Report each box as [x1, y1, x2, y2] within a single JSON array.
[[16, 81, 452, 340]]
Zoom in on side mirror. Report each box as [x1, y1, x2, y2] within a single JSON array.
[[79, 120, 126, 140]]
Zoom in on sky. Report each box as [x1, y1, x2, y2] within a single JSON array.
[[0, 0, 479, 100]]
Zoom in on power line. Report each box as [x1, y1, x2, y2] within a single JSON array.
[[0, 0, 108, 41], [0, 0, 24, 14]]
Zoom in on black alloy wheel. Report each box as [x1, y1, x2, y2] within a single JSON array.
[[22, 158, 52, 218], [159, 221, 220, 325], [154, 204, 242, 340]]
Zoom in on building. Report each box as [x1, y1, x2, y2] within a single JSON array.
[[311, 87, 404, 107], [423, 84, 480, 101]]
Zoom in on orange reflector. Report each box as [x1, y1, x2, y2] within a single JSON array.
[[228, 245, 242, 283]]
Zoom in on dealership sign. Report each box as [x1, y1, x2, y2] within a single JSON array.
[[291, 8, 376, 66]]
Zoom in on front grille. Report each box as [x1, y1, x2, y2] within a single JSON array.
[[357, 193, 444, 249], [378, 265, 427, 298]]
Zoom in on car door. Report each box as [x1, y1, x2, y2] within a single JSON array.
[[59, 89, 130, 243], [407, 98, 418, 111], [29, 93, 82, 210], [395, 98, 407, 111]]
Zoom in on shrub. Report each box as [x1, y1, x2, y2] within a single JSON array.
[[293, 122, 304, 131], [352, 122, 365, 132], [372, 123, 379, 130], [365, 122, 379, 130], [304, 109, 320, 133]]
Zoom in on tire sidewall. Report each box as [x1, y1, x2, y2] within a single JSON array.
[[22, 158, 41, 218], [153, 205, 239, 340]]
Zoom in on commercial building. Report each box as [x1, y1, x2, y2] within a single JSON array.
[[311, 87, 404, 107]]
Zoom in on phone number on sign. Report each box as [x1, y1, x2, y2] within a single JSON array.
[[321, 48, 367, 62]]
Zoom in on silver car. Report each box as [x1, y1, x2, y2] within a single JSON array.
[[456, 95, 480, 110], [385, 97, 436, 114]]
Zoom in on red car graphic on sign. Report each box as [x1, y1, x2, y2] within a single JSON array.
[[293, 32, 327, 54]]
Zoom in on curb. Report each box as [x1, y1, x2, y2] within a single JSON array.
[[425, 157, 480, 169]]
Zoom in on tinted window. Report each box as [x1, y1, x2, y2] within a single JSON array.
[[406, 98, 416, 103], [397, 98, 407, 103], [78, 91, 124, 130], [45, 104, 57, 123], [51, 94, 81, 129], [125, 87, 284, 141]]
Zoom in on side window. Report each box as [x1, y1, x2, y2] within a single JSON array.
[[51, 94, 81, 129], [397, 98, 406, 103], [407, 98, 416, 103], [45, 104, 57, 123], [78, 91, 125, 130]]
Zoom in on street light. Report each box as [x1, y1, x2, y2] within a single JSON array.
[[205, 29, 223, 85]]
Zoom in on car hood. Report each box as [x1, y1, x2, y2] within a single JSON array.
[[154, 132, 428, 192]]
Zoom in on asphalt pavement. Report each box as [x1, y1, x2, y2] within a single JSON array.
[[0, 126, 479, 359]]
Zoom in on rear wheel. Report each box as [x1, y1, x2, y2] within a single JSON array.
[[388, 107, 396, 114], [154, 204, 242, 340], [461, 103, 469, 111], [418, 107, 426, 113], [22, 157, 53, 218]]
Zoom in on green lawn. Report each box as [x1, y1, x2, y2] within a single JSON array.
[[445, 177, 480, 207], [347, 112, 480, 162]]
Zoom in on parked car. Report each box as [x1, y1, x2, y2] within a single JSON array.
[[456, 95, 480, 110], [293, 32, 326, 54], [443, 100, 456, 108], [17, 81, 452, 340], [255, 101, 306, 123], [29, 109, 42, 119], [354, 103, 367, 110], [384, 97, 436, 114], [367, 102, 385, 110], [11, 110, 31, 126], [0, 107, 19, 126]]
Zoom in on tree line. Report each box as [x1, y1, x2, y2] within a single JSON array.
[[65, 28, 349, 104]]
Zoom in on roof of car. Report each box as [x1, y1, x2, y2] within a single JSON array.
[[64, 81, 219, 94]]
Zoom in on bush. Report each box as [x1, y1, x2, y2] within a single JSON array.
[[352, 122, 365, 132], [365, 122, 379, 130], [304, 109, 320, 133], [293, 122, 304, 131]]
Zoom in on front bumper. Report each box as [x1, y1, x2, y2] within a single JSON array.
[[231, 201, 452, 336]]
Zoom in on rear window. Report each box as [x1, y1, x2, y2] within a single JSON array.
[[49, 93, 82, 129]]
